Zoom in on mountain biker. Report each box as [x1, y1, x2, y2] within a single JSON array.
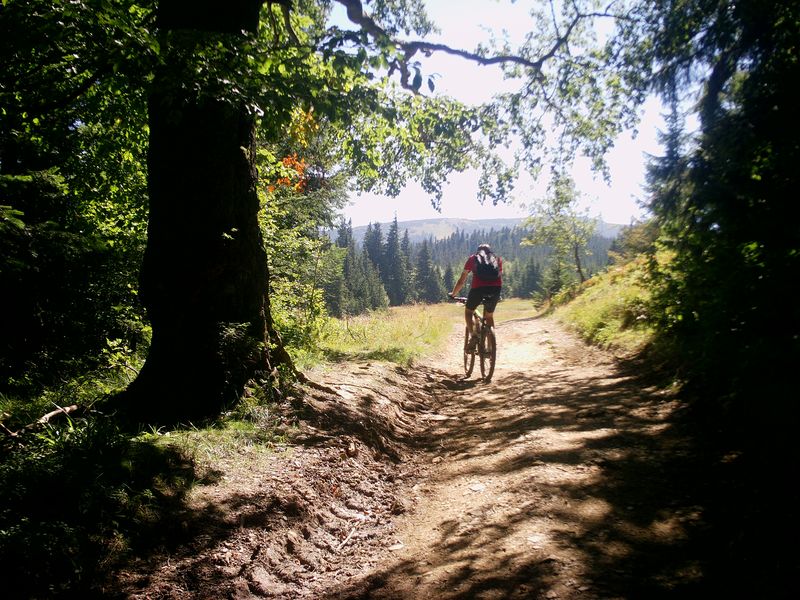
[[448, 244, 502, 350]]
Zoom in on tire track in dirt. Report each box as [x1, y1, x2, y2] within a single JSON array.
[[325, 315, 705, 600]]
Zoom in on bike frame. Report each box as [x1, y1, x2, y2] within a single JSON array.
[[451, 295, 496, 381]]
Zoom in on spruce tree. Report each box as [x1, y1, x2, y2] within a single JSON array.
[[519, 257, 543, 298], [401, 229, 416, 303], [443, 263, 455, 293], [415, 240, 446, 303], [383, 216, 407, 305], [335, 219, 353, 249], [361, 246, 389, 310], [323, 219, 356, 317], [363, 222, 384, 276]]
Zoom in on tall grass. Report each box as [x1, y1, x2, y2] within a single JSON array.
[[309, 303, 455, 367], [553, 256, 654, 354], [493, 297, 542, 322], [294, 297, 539, 369]]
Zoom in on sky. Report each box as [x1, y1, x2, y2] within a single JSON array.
[[334, 0, 666, 227]]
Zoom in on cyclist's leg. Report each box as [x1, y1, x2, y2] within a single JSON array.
[[464, 307, 477, 350], [481, 287, 502, 328], [464, 306, 474, 329], [465, 289, 483, 335]]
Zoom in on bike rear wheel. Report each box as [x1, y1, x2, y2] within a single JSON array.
[[463, 327, 476, 377], [479, 327, 496, 381]]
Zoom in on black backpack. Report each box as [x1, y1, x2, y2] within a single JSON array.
[[475, 250, 500, 279]]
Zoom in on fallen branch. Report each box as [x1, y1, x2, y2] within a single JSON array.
[[1, 404, 80, 438], [106, 363, 140, 378], [336, 520, 363, 552], [35, 404, 79, 426], [0, 420, 18, 438]]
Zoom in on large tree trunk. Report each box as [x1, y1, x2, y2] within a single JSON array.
[[119, 1, 269, 424], [125, 96, 269, 423]]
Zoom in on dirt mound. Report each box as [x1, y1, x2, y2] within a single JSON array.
[[111, 363, 457, 599]]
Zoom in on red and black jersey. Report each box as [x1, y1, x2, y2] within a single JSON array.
[[464, 254, 502, 288]]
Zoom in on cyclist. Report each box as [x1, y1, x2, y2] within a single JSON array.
[[448, 244, 502, 350]]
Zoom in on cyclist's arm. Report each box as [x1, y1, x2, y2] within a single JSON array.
[[450, 269, 470, 297]]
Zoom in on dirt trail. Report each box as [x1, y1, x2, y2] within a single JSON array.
[[323, 315, 703, 599], [114, 315, 708, 599]]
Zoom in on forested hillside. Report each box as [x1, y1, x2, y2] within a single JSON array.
[[349, 217, 624, 244], [321, 216, 616, 314], [352, 217, 524, 243]]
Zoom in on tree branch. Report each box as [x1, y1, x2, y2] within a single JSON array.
[[28, 66, 112, 119], [403, 40, 547, 71], [267, 0, 301, 45], [331, 0, 626, 94], [1, 404, 81, 439]]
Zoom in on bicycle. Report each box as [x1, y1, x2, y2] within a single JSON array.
[[450, 295, 496, 381]]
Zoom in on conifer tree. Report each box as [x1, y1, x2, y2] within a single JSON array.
[[323, 219, 355, 317], [542, 257, 570, 299], [361, 246, 389, 311], [340, 235, 361, 315], [400, 229, 417, 302], [415, 240, 446, 303], [443, 263, 455, 293], [383, 216, 408, 305], [518, 257, 543, 298], [335, 219, 353, 249], [363, 222, 384, 276]]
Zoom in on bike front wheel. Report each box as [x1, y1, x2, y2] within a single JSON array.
[[463, 327, 476, 377], [479, 327, 496, 381]]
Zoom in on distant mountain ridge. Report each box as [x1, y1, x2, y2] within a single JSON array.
[[347, 217, 624, 244]]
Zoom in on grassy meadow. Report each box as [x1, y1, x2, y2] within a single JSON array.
[[303, 297, 540, 369]]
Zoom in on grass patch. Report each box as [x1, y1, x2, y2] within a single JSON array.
[[145, 397, 294, 473], [0, 346, 142, 433], [493, 297, 540, 323], [554, 257, 654, 354], [294, 297, 540, 370], [298, 303, 456, 368]]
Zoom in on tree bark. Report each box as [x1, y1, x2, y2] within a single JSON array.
[[119, 1, 269, 424], [573, 242, 586, 283]]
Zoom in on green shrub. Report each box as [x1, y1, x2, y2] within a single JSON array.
[[556, 257, 654, 354]]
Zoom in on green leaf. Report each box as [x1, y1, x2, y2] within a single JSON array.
[[412, 70, 422, 91]]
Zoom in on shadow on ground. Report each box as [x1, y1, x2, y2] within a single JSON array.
[[321, 355, 782, 599], [0, 424, 218, 599]]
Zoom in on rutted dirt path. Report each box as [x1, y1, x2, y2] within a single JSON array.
[[114, 314, 709, 599], [322, 315, 703, 599]]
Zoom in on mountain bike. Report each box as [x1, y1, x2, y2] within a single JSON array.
[[450, 295, 496, 381]]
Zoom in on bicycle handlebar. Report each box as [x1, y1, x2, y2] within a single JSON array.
[[448, 293, 468, 304]]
